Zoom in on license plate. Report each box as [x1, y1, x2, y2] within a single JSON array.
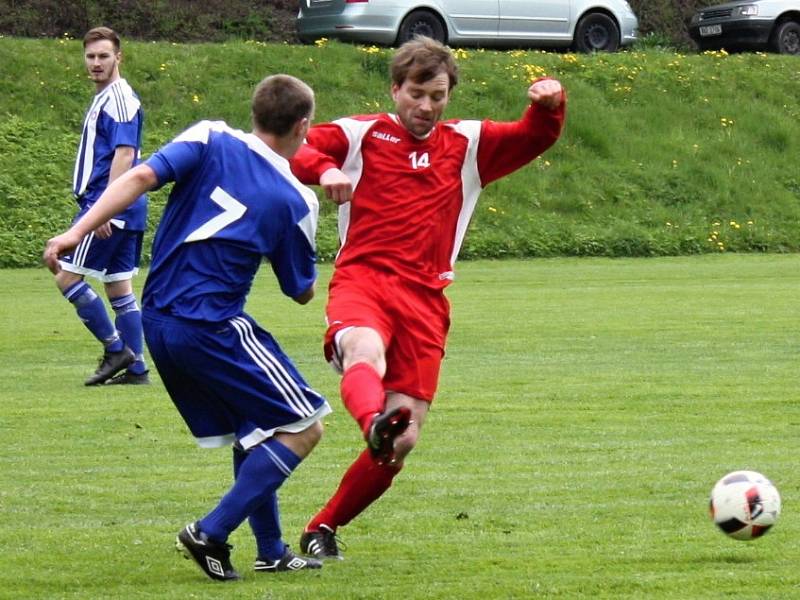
[[700, 24, 722, 36]]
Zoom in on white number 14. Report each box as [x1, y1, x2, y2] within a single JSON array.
[[409, 151, 430, 170]]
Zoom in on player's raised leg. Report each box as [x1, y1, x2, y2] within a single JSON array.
[[301, 395, 426, 560]]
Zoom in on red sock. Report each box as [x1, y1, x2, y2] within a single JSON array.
[[341, 362, 385, 436], [306, 449, 401, 531]]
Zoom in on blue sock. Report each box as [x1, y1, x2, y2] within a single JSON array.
[[110, 293, 146, 373], [231, 445, 284, 560], [199, 439, 301, 549], [63, 281, 123, 351], [249, 493, 284, 560]]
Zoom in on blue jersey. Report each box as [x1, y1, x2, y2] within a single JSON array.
[[73, 78, 147, 231], [142, 120, 319, 322]]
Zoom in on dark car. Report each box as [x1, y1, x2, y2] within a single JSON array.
[[688, 1, 800, 54]]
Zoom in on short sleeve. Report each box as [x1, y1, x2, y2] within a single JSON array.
[[144, 122, 212, 188], [106, 115, 141, 149], [269, 214, 317, 299]]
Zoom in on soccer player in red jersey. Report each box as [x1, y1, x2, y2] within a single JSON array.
[[290, 36, 566, 559]]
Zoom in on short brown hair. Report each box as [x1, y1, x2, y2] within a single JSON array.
[[391, 36, 458, 90], [83, 27, 121, 52], [251, 74, 315, 137]]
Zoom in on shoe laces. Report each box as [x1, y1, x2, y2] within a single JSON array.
[[197, 527, 234, 554], [320, 526, 346, 554]]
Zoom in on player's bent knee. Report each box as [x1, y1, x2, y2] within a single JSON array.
[[301, 419, 324, 447], [55, 269, 82, 291], [394, 428, 419, 460], [105, 279, 133, 297], [307, 419, 324, 445], [278, 419, 324, 459]]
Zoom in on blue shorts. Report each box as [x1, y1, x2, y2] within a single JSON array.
[[59, 223, 143, 283], [142, 311, 331, 449]]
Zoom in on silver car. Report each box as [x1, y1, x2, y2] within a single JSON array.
[[297, 0, 639, 52]]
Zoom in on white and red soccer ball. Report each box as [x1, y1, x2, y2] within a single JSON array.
[[709, 470, 781, 540]]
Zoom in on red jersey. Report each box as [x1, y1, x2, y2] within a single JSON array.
[[291, 97, 565, 289]]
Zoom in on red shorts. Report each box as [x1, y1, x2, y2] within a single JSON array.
[[324, 264, 450, 402]]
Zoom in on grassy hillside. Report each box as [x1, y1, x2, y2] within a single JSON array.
[[1, 36, 799, 267]]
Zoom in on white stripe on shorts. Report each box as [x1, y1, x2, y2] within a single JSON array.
[[229, 317, 315, 417], [74, 231, 95, 267]]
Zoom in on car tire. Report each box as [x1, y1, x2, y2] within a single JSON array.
[[770, 20, 800, 55], [397, 10, 446, 45], [573, 12, 620, 52]]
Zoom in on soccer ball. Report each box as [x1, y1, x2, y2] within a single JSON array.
[[709, 470, 781, 540]]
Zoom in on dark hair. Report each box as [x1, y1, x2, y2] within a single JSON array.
[[251, 74, 315, 136], [83, 27, 121, 52], [391, 36, 458, 90]]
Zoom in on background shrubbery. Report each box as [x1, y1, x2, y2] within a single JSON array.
[[0, 0, 299, 43], [1, 0, 722, 48], [631, 0, 712, 49]]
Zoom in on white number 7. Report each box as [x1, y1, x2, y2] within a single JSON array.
[[184, 186, 247, 242]]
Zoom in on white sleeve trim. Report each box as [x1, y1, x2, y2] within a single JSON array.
[[447, 120, 483, 267]]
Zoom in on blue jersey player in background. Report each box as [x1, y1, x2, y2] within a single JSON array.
[[55, 26, 149, 386], [44, 74, 331, 580]]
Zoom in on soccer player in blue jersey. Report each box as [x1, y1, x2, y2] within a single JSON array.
[[55, 27, 149, 385], [44, 74, 330, 580]]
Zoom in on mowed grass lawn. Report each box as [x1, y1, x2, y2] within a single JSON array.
[[1, 255, 798, 599]]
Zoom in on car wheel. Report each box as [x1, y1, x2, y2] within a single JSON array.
[[574, 12, 620, 52], [397, 10, 446, 45], [771, 20, 800, 55]]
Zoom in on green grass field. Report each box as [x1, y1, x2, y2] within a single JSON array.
[[1, 255, 798, 599]]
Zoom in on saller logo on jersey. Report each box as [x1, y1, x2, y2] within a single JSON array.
[[372, 131, 401, 144]]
